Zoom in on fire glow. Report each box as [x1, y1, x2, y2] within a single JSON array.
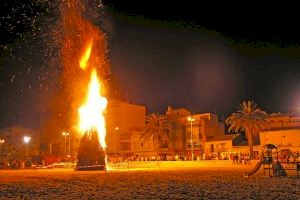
[[78, 67, 107, 149], [79, 40, 93, 70], [56, 0, 110, 169]]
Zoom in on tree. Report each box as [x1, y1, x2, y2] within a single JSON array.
[[226, 101, 268, 157], [142, 113, 170, 155]]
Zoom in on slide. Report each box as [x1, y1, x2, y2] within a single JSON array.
[[244, 158, 264, 177]]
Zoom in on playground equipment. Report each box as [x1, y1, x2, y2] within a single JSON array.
[[245, 144, 300, 177]]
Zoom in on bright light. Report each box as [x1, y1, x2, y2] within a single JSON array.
[[115, 127, 119, 131], [62, 132, 69, 136], [78, 68, 108, 149], [188, 116, 195, 122], [0, 139, 4, 144], [23, 136, 31, 144]]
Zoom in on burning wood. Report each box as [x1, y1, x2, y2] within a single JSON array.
[[76, 129, 106, 171]]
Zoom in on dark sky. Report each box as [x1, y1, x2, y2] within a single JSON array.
[[1, 0, 300, 129], [104, 1, 300, 114]]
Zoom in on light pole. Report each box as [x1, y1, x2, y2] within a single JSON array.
[[0, 139, 5, 155], [68, 133, 71, 156], [62, 132, 69, 156], [115, 127, 119, 158], [23, 136, 31, 160], [188, 116, 195, 161]]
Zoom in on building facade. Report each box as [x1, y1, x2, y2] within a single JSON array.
[[106, 104, 300, 159], [166, 107, 225, 158], [106, 104, 226, 159], [205, 114, 300, 158], [131, 107, 226, 159], [105, 100, 146, 156], [0, 126, 40, 162], [260, 114, 300, 151]]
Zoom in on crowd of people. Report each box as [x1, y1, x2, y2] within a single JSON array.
[[1, 150, 299, 169], [109, 152, 254, 163], [230, 154, 252, 164], [277, 151, 300, 162], [108, 154, 178, 162], [0, 159, 33, 169], [109, 150, 300, 164]]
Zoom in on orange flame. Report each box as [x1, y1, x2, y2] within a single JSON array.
[[78, 68, 107, 149], [79, 40, 93, 70]]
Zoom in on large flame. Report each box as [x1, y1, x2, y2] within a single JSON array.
[[78, 68, 107, 149], [79, 40, 93, 70]]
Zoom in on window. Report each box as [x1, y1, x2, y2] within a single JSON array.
[[120, 142, 131, 151], [220, 143, 226, 152], [194, 142, 200, 147], [141, 142, 144, 148], [210, 144, 214, 153], [119, 133, 131, 141]]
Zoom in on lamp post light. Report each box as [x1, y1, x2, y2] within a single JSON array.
[[188, 116, 195, 161], [0, 139, 5, 154], [280, 120, 285, 146], [68, 134, 71, 156], [62, 132, 69, 156], [23, 136, 31, 159], [115, 127, 119, 158]]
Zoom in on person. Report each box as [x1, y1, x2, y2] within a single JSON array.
[[245, 154, 250, 164], [233, 154, 239, 164]]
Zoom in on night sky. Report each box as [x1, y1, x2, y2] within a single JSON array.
[[1, 1, 300, 129]]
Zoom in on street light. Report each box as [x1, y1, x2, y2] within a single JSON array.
[[62, 132, 70, 156], [0, 139, 5, 154], [23, 136, 31, 159], [188, 116, 195, 161], [115, 127, 119, 158]]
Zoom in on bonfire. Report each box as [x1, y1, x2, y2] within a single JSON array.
[[58, 0, 110, 170]]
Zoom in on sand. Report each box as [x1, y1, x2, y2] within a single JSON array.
[[0, 168, 299, 199]]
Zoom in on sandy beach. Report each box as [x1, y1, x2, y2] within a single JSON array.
[[0, 166, 299, 200]]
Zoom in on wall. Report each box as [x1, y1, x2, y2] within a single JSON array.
[[260, 129, 300, 151], [267, 115, 300, 129], [131, 131, 154, 156], [231, 145, 261, 154], [105, 100, 146, 154], [204, 140, 233, 153]]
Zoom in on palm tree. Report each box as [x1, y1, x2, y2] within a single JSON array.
[[226, 101, 268, 157], [142, 113, 170, 154]]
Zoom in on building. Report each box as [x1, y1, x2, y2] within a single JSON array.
[[105, 104, 226, 159], [131, 130, 155, 157], [260, 114, 300, 151], [105, 103, 300, 158], [105, 100, 146, 156], [204, 113, 300, 159], [204, 134, 236, 158], [267, 113, 300, 129], [164, 107, 225, 159], [0, 126, 40, 162]]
